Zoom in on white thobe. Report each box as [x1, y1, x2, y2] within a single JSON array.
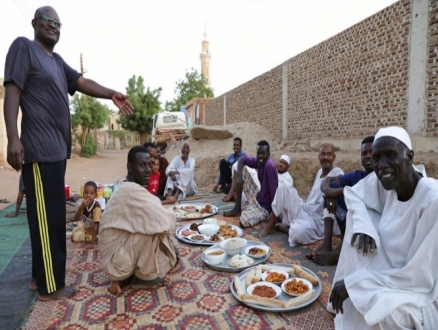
[[272, 167, 343, 247], [165, 156, 197, 200], [278, 171, 293, 185], [328, 173, 438, 329]]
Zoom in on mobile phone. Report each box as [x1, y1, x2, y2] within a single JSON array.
[[336, 206, 347, 222]]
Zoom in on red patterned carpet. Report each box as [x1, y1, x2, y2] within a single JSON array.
[[25, 189, 337, 329]]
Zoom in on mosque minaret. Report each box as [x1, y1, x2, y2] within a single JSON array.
[[200, 27, 211, 87]]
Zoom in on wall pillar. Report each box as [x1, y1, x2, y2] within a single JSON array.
[[282, 62, 288, 140], [407, 0, 429, 135]]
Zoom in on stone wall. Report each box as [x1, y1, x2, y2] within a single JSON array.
[[205, 0, 437, 144]]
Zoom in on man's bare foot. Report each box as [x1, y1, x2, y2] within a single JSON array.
[[305, 245, 333, 260], [275, 223, 289, 234], [259, 225, 276, 238], [109, 281, 123, 296], [223, 193, 236, 202], [29, 277, 38, 291], [313, 250, 340, 266], [130, 276, 167, 290], [223, 207, 241, 217], [38, 286, 76, 301]]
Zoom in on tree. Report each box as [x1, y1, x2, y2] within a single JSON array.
[[118, 75, 162, 145], [70, 94, 109, 156], [170, 68, 214, 111]]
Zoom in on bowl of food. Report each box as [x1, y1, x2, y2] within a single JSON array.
[[247, 282, 282, 299], [245, 245, 269, 259], [208, 234, 224, 243], [203, 217, 218, 225], [183, 205, 197, 213], [204, 248, 226, 265], [198, 224, 219, 236], [187, 234, 207, 242], [219, 237, 247, 256], [281, 278, 313, 296], [261, 269, 289, 284]]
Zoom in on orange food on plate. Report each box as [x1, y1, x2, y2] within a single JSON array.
[[266, 271, 286, 283], [285, 278, 309, 295], [252, 285, 277, 298]]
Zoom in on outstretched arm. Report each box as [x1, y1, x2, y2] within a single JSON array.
[[75, 77, 134, 116]]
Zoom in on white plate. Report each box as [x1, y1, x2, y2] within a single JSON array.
[[281, 278, 313, 297], [169, 203, 219, 220], [245, 245, 270, 259], [175, 223, 243, 246], [206, 235, 225, 243], [187, 234, 208, 242], [247, 282, 282, 299], [260, 269, 289, 284]]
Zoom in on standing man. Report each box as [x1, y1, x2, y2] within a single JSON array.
[[329, 127, 438, 329], [156, 145, 169, 196], [214, 137, 246, 197], [223, 140, 278, 227], [259, 144, 343, 244], [165, 143, 197, 200], [3, 6, 133, 301]]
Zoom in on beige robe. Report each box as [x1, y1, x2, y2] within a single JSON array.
[[99, 182, 178, 282]]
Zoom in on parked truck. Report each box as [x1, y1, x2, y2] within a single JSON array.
[[151, 111, 189, 150]]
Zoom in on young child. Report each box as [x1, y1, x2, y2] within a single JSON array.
[[71, 181, 101, 244], [147, 158, 160, 195]]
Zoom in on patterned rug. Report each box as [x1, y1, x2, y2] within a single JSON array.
[[25, 187, 337, 330]]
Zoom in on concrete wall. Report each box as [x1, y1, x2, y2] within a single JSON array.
[[205, 0, 438, 151]]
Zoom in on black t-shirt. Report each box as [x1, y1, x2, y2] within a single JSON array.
[[4, 37, 81, 163]]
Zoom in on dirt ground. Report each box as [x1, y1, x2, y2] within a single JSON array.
[[1, 122, 437, 211]]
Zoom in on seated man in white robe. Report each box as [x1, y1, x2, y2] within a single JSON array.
[[259, 143, 343, 244], [329, 126, 438, 329], [165, 142, 197, 200], [99, 146, 178, 296], [277, 154, 293, 185]]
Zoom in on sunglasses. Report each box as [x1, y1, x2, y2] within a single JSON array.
[[37, 15, 62, 29]]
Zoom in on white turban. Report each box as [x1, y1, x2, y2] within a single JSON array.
[[374, 126, 412, 150], [280, 154, 291, 165]]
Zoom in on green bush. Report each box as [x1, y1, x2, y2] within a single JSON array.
[[80, 134, 98, 158]]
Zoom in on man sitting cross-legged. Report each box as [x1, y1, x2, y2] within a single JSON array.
[[99, 146, 178, 296], [259, 143, 343, 245], [165, 142, 197, 201], [308, 136, 374, 266], [277, 154, 293, 185], [223, 140, 278, 227], [329, 126, 438, 329], [214, 137, 246, 197]]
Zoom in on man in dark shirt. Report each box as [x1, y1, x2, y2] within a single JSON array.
[[309, 136, 374, 266], [3, 6, 133, 301], [223, 140, 278, 227]]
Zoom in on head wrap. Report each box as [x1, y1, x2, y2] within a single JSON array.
[[374, 126, 412, 150], [280, 154, 291, 165]]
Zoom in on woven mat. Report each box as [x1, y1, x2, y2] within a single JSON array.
[[25, 187, 337, 329]]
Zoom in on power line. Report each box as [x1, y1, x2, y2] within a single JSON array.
[[11, 0, 28, 19]]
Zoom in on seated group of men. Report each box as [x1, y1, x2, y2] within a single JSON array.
[[98, 126, 438, 328]]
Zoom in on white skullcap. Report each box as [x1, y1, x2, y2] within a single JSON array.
[[374, 126, 412, 150], [280, 154, 291, 165]]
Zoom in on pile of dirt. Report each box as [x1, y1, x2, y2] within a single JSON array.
[[164, 123, 438, 199]]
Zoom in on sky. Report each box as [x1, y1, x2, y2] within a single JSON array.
[[1, 0, 397, 111]]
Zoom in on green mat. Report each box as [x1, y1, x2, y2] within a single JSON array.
[[0, 203, 29, 274]]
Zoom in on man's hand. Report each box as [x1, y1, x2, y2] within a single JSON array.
[[326, 197, 337, 214], [329, 280, 349, 314], [5, 212, 18, 218], [165, 196, 176, 204], [112, 92, 134, 116], [351, 232, 376, 256], [7, 137, 24, 171], [213, 184, 220, 193]]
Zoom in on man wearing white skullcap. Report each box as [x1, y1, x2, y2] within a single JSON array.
[[329, 126, 438, 329], [260, 143, 343, 240], [277, 155, 293, 185]]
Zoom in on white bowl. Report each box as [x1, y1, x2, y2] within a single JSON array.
[[247, 282, 282, 299], [281, 278, 313, 297], [198, 224, 220, 236], [245, 245, 270, 259], [261, 269, 289, 284], [187, 234, 207, 242], [182, 204, 197, 213], [203, 217, 218, 225], [219, 238, 248, 256], [204, 248, 226, 265]]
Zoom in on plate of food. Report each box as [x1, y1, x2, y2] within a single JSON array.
[[230, 263, 321, 312], [245, 245, 270, 259], [201, 240, 271, 272], [175, 222, 243, 246], [170, 203, 219, 220]]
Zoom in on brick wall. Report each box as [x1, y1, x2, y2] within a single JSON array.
[[205, 0, 435, 139], [427, 0, 438, 136]]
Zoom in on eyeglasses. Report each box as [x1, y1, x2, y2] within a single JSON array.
[[37, 15, 62, 29]]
